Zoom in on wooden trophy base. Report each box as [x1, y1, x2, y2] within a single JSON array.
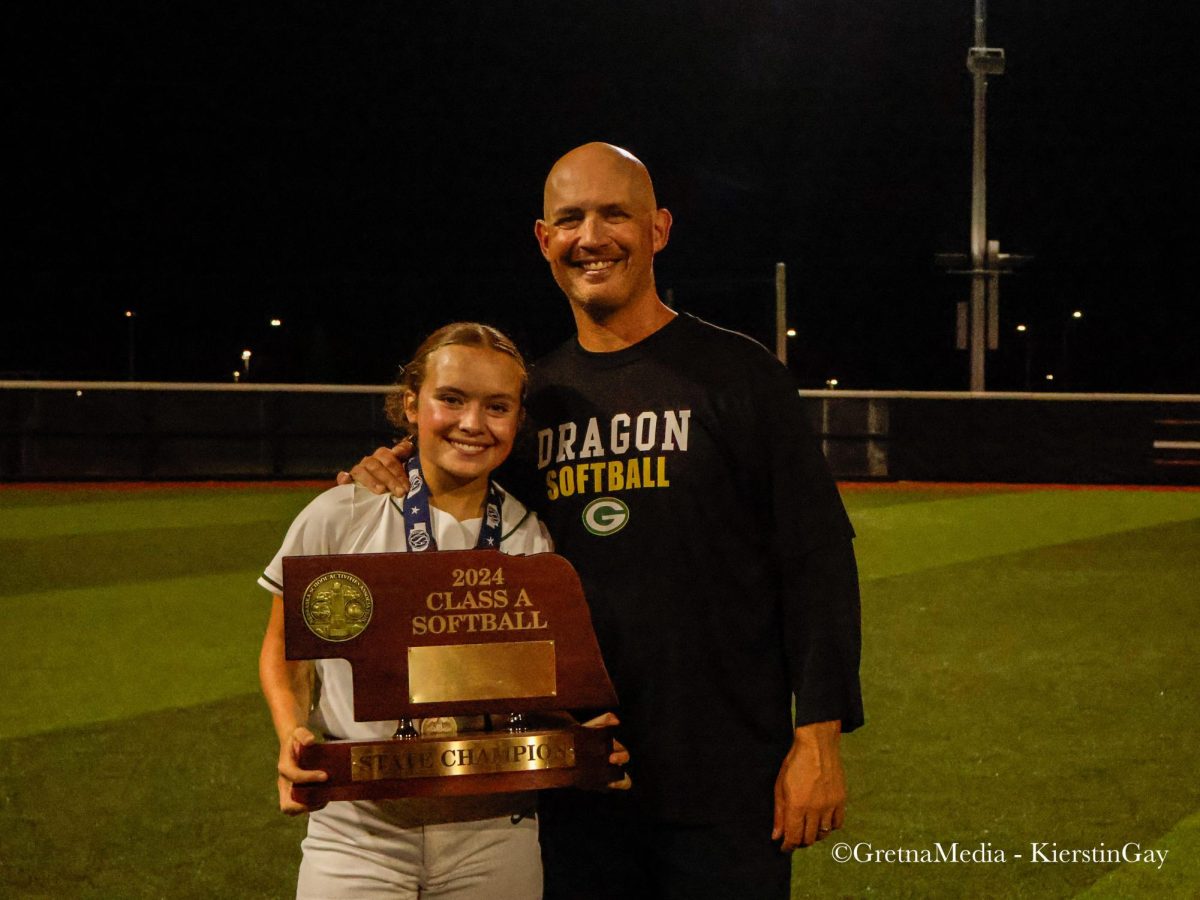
[[293, 715, 621, 805]]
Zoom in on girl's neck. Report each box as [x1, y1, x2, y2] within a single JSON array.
[[422, 466, 488, 522]]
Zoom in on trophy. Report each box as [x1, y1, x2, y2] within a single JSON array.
[[282, 549, 621, 805]]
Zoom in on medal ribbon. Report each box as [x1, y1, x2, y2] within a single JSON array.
[[400, 453, 503, 552]]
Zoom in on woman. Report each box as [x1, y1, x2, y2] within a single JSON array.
[[258, 323, 622, 899]]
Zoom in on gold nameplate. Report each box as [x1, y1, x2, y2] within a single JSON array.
[[408, 640, 557, 703], [350, 732, 577, 782]]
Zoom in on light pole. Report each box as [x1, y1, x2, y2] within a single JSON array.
[[935, 3, 1030, 389], [1060, 310, 1083, 389], [241, 349, 252, 378], [1016, 324, 1033, 390], [774, 262, 787, 365], [124, 310, 136, 380], [967, 1, 994, 389]]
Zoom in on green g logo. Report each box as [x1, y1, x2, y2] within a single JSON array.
[[582, 497, 630, 536]]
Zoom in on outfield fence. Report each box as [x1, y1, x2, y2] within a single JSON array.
[[1, 381, 1198, 484]]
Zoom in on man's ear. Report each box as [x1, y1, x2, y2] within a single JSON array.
[[652, 208, 673, 253], [534, 219, 553, 260]]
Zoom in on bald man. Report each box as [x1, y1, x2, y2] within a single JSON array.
[[347, 143, 863, 899], [532, 143, 673, 346]]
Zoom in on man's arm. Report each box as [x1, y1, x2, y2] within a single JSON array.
[[755, 362, 863, 850], [259, 594, 328, 815], [771, 530, 861, 851], [772, 720, 845, 850], [335, 440, 414, 495]]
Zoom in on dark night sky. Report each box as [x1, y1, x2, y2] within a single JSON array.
[[10, 1, 1199, 391]]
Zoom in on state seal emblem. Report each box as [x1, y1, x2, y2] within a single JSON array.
[[302, 572, 373, 642]]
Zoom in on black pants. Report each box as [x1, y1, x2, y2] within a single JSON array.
[[540, 791, 792, 900]]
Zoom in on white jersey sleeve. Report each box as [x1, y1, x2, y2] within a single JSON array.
[[258, 486, 356, 595]]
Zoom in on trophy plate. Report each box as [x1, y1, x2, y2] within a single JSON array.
[[294, 715, 621, 805]]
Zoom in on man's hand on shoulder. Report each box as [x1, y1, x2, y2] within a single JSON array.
[[336, 440, 414, 496], [772, 720, 846, 851]]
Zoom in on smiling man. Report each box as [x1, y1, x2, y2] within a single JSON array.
[[347, 142, 864, 899], [534, 143, 671, 338]]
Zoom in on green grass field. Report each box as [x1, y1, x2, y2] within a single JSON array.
[[1, 482, 1198, 898]]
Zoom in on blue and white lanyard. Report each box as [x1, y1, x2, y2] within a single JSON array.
[[400, 453, 503, 552]]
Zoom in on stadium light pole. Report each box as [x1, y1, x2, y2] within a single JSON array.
[[1016, 324, 1033, 390], [936, 4, 1030, 391], [967, 0, 1003, 391], [775, 262, 787, 365], [124, 310, 136, 380], [1060, 309, 1084, 389]]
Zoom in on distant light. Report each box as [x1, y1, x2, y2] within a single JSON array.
[[75, 390, 83, 397], [1016, 324, 1027, 333], [786, 328, 797, 338], [270, 318, 282, 327], [825, 378, 839, 389], [241, 349, 252, 361], [232, 371, 241, 382], [1072, 310, 1083, 319], [1045, 373, 1055, 381], [124, 310, 135, 318]]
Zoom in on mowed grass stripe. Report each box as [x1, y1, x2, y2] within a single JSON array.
[[0, 572, 272, 740], [0, 481, 321, 509], [0, 692, 305, 899], [0, 488, 319, 540], [838, 483, 1030, 510], [1074, 809, 1200, 898], [794, 516, 1200, 898], [846, 489, 1200, 581], [0, 520, 296, 595]]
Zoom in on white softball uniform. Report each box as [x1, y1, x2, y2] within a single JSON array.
[[260, 484, 553, 899]]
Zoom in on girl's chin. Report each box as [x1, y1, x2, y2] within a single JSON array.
[[426, 456, 498, 488]]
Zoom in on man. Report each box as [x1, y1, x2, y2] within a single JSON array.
[[346, 143, 863, 899]]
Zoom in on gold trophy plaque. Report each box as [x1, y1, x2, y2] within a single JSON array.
[[282, 549, 620, 804]]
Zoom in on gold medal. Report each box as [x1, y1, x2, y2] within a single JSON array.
[[301, 572, 373, 642]]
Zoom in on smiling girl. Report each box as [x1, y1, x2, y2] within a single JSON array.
[[258, 323, 579, 899]]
